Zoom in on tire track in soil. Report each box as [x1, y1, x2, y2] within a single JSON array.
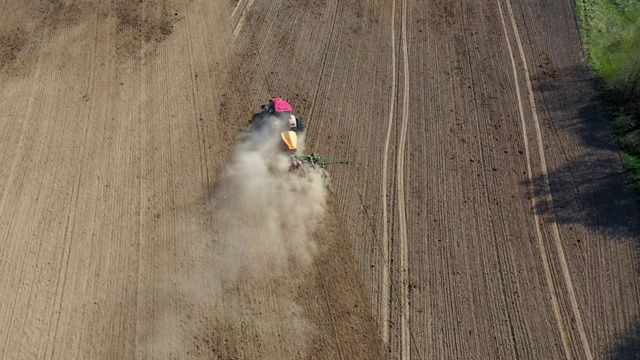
[[496, 2, 570, 357], [383, 0, 411, 356], [503, 0, 593, 357], [397, 0, 410, 358], [231, 0, 244, 18], [232, 0, 254, 37], [381, 0, 397, 348], [497, 1, 593, 359]]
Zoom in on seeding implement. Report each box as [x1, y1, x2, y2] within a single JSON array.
[[242, 99, 348, 188]]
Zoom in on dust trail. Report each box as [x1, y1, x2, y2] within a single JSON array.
[[207, 130, 327, 277], [143, 122, 328, 359]]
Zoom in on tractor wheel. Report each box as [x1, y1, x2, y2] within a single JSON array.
[[296, 116, 305, 133]]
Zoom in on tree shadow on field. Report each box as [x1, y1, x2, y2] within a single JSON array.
[[524, 63, 640, 359], [525, 152, 640, 241], [533, 63, 621, 152], [527, 63, 640, 243], [609, 322, 640, 360]]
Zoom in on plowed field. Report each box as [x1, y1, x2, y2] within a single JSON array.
[[1, 0, 639, 359]]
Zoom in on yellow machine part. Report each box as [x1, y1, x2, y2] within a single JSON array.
[[281, 131, 298, 152]]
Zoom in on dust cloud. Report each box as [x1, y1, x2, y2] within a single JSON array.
[[144, 125, 329, 358]]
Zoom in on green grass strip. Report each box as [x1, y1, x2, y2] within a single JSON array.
[[573, 0, 640, 194]]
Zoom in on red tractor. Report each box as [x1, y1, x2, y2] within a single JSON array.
[[241, 97, 305, 152], [239, 97, 347, 188]]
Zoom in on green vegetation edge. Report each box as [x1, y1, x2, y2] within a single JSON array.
[[573, 0, 640, 195]]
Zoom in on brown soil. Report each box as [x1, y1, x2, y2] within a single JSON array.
[[1, 0, 639, 359]]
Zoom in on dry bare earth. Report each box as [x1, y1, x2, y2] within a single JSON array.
[[0, 0, 381, 359], [1, 1, 639, 360], [233, 0, 640, 359]]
